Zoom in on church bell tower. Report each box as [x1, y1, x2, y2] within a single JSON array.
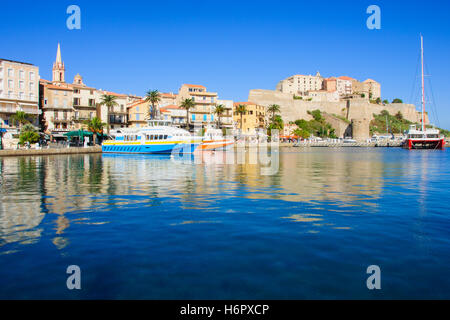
[[52, 43, 65, 83]]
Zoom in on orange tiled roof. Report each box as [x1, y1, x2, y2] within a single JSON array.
[[46, 84, 73, 91], [101, 91, 127, 97], [183, 84, 206, 88], [161, 93, 177, 97], [363, 78, 378, 83], [338, 76, 354, 81], [127, 99, 146, 108]]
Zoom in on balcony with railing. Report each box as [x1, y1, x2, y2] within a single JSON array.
[[109, 115, 127, 124], [72, 115, 93, 122], [0, 104, 40, 115]]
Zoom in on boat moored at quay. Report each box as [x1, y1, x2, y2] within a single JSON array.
[[198, 126, 235, 151], [402, 35, 445, 150], [102, 120, 202, 154]]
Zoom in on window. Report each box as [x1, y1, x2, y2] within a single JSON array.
[[64, 91, 67, 96], [44, 98, 48, 105], [8, 79, 13, 89], [30, 93, 34, 100], [159, 135, 163, 140], [63, 99, 67, 107], [164, 135, 168, 139], [136, 114, 140, 121], [192, 114, 195, 120], [136, 107, 139, 112], [54, 98, 58, 107], [8, 69, 13, 77], [74, 98, 80, 106], [74, 89, 80, 94], [203, 114, 207, 121], [19, 92, 24, 100], [29, 71, 35, 81], [19, 70, 24, 79]]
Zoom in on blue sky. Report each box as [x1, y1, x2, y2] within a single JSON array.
[[1, 0, 450, 128]]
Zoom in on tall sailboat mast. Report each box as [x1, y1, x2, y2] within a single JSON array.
[[421, 34, 425, 132]]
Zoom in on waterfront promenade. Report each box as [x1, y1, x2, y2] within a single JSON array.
[[0, 146, 102, 157]]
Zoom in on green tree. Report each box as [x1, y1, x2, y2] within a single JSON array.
[[83, 117, 107, 145], [392, 98, 403, 103], [214, 104, 226, 128], [380, 109, 390, 117], [375, 97, 381, 104], [145, 90, 161, 120], [180, 98, 195, 128], [267, 115, 284, 137], [395, 111, 403, 120], [307, 109, 323, 122], [293, 128, 310, 139], [267, 104, 281, 122], [235, 104, 247, 131], [382, 99, 389, 104], [11, 111, 33, 129], [19, 123, 39, 145]]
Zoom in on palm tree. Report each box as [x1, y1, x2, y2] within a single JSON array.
[[145, 90, 161, 120], [83, 117, 107, 145], [180, 98, 195, 128], [99, 94, 118, 111], [267, 104, 280, 122], [214, 104, 225, 128], [11, 111, 32, 129], [235, 104, 247, 131]]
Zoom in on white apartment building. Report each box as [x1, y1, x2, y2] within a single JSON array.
[[216, 99, 234, 129], [0, 59, 40, 131], [276, 72, 323, 95], [336, 76, 353, 96], [160, 105, 187, 126]]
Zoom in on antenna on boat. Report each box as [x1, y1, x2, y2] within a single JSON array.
[[420, 34, 425, 132]]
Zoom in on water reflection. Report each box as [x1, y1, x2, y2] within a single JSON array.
[[0, 149, 444, 253]]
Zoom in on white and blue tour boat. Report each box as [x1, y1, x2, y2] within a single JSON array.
[[102, 120, 202, 154]]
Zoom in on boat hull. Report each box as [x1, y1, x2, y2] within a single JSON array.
[[199, 139, 235, 151], [402, 138, 445, 150], [102, 142, 200, 154]]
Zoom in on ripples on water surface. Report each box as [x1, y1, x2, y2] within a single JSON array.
[[0, 148, 449, 299]]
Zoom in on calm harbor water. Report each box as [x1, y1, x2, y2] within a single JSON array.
[[0, 148, 449, 299]]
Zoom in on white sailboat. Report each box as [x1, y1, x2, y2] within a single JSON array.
[[403, 35, 445, 150]]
